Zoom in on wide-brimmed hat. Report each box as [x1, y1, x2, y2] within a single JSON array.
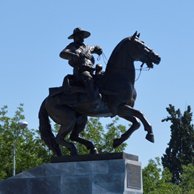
[[68, 27, 91, 39]]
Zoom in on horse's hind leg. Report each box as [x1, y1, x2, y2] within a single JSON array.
[[70, 115, 98, 154], [117, 105, 154, 143], [113, 115, 140, 148], [56, 125, 77, 156], [54, 107, 77, 156]]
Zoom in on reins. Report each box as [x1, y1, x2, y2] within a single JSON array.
[[97, 52, 108, 65], [135, 65, 143, 81], [135, 62, 150, 82]]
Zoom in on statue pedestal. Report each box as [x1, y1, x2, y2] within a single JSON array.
[[0, 152, 143, 194]]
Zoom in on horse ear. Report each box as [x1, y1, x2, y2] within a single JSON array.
[[137, 33, 140, 38], [131, 31, 138, 40]]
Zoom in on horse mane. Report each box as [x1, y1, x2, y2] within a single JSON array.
[[105, 37, 129, 73]]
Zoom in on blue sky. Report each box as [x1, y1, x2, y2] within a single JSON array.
[[1, 1, 194, 166]]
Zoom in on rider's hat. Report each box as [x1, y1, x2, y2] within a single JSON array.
[[68, 27, 91, 39]]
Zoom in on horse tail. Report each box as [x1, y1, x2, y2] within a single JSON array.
[[38, 99, 62, 156]]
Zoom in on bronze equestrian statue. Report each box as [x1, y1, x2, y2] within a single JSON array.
[[38, 30, 161, 156]]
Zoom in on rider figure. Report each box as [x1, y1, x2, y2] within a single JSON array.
[[59, 27, 103, 101]]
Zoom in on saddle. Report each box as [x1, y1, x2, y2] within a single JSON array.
[[49, 75, 86, 97], [48, 74, 104, 109]]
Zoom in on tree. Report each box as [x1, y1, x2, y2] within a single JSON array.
[[0, 104, 50, 180], [143, 158, 194, 194], [143, 158, 181, 194], [161, 104, 194, 184], [180, 164, 194, 194]]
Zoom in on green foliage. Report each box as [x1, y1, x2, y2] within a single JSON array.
[[180, 164, 194, 194], [143, 158, 194, 194], [0, 104, 51, 180], [143, 158, 161, 193], [161, 104, 194, 184], [143, 158, 182, 194]]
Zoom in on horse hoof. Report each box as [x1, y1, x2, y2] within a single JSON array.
[[145, 133, 155, 143], [113, 138, 122, 148]]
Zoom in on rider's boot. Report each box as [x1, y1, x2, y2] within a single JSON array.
[[85, 79, 101, 105]]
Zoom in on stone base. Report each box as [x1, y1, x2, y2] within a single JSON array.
[[0, 152, 143, 194]]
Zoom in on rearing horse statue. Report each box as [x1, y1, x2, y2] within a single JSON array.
[[38, 32, 161, 156]]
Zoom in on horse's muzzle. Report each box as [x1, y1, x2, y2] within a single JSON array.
[[146, 54, 161, 68], [154, 55, 161, 65]]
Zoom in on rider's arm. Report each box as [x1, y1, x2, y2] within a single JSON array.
[[91, 45, 103, 55], [59, 48, 79, 60]]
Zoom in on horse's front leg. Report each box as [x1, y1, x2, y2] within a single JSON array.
[[113, 115, 140, 148], [117, 105, 155, 143]]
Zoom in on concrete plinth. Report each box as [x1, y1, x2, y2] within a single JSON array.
[[0, 153, 143, 194]]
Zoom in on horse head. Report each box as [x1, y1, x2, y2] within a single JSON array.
[[128, 31, 161, 68]]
